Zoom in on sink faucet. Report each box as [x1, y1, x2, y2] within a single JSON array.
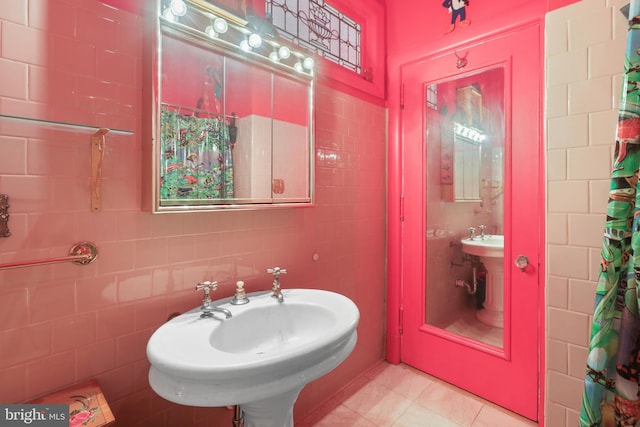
[[195, 281, 232, 319], [267, 267, 287, 303], [467, 227, 477, 240], [478, 225, 487, 239]]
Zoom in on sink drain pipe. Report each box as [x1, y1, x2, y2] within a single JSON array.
[[233, 405, 244, 426], [455, 264, 478, 295]]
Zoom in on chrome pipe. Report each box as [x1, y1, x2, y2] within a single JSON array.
[[232, 405, 244, 426], [455, 263, 478, 295]]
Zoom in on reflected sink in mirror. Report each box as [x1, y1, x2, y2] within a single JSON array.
[[460, 235, 504, 258], [461, 235, 505, 328], [147, 289, 359, 427], [424, 67, 507, 346]]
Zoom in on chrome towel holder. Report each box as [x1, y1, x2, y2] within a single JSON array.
[[0, 241, 98, 271]]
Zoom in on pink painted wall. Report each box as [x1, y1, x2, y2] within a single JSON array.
[[0, 1, 386, 426]]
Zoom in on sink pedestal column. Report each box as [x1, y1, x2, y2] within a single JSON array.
[[240, 387, 303, 427], [476, 256, 504, 328]]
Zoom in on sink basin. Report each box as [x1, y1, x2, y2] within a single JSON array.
[[461, 235, 504, 258], [147, 288, 359, 427]]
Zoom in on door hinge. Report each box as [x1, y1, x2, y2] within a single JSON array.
[[399, 305, 404, 335], [400, 195, 405, 221], [400, 84, 405, 110]]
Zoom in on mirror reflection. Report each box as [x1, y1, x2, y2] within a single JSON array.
[[159, 35, 238, 203], [424, 66, 505, 348]]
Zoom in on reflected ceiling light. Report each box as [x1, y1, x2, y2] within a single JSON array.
[[278, 46, 290, 59], [240, 39, 251, 52], [302, 57, 315, 70], [169, 0, 187, 17], [294, 62, 304, 72], [269, 51, 280, 62], [213, 17, 228, 34], [248, 33, 262, 48]]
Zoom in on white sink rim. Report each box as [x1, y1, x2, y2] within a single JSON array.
[[146, 288, 359, 407], [461, 235, 504, 258]]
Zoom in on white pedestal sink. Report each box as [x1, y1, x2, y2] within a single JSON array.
[[146, 289, 359, 427], [461, 235, 504, 328]]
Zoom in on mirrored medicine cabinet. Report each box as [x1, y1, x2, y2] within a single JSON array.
[[142, 0, 315, 212]]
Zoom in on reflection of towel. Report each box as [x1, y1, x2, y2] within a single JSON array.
[[426, 225, 448, 239]]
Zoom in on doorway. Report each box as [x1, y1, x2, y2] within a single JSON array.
[[397, 25, 542, 420]]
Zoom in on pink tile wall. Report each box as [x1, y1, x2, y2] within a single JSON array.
[[0, 1, 386, 426]]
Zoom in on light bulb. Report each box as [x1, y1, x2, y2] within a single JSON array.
[[213, 17, 228, 34], [248, 33, 262, 48], [278, 46, 290, 59], [269, 51, 280, 62], [170, 0, 187, 17], [240, 40, 251, 52], [303, 57, 314, 70], [294, 62, 304, 72], [162, 8, 176, 21], [205, 25, 217, 38]]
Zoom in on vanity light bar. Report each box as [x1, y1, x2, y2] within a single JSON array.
[[454, 122, 487, 143], [160, 0, 315, 77]]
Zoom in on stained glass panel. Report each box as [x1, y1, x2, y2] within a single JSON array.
[[266, 0, 361, 73]]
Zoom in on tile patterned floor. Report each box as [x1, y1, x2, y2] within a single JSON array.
[[440, 309, 503, 348], [298, 362, 538, 427]]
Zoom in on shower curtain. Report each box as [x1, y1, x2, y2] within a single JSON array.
[[159, 108, 234, 201], [580, 2, 640, 425]]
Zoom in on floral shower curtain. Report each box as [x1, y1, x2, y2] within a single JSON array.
[[159, 108, 234, 201], [581, 2, 640, 425]]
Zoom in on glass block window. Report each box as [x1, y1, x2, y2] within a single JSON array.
[[266, 0, 362, 74]]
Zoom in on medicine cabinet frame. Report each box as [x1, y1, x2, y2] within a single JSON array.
[[142, 0, 315, 213]]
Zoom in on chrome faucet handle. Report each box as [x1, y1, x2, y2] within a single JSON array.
[[267, 267, 287, 302], [195, 281, 218, 317], [195, 280, 218, 296], [478, 225, 487, 238], [467, 227, 477, 240], [267, 267, 287, 277]]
